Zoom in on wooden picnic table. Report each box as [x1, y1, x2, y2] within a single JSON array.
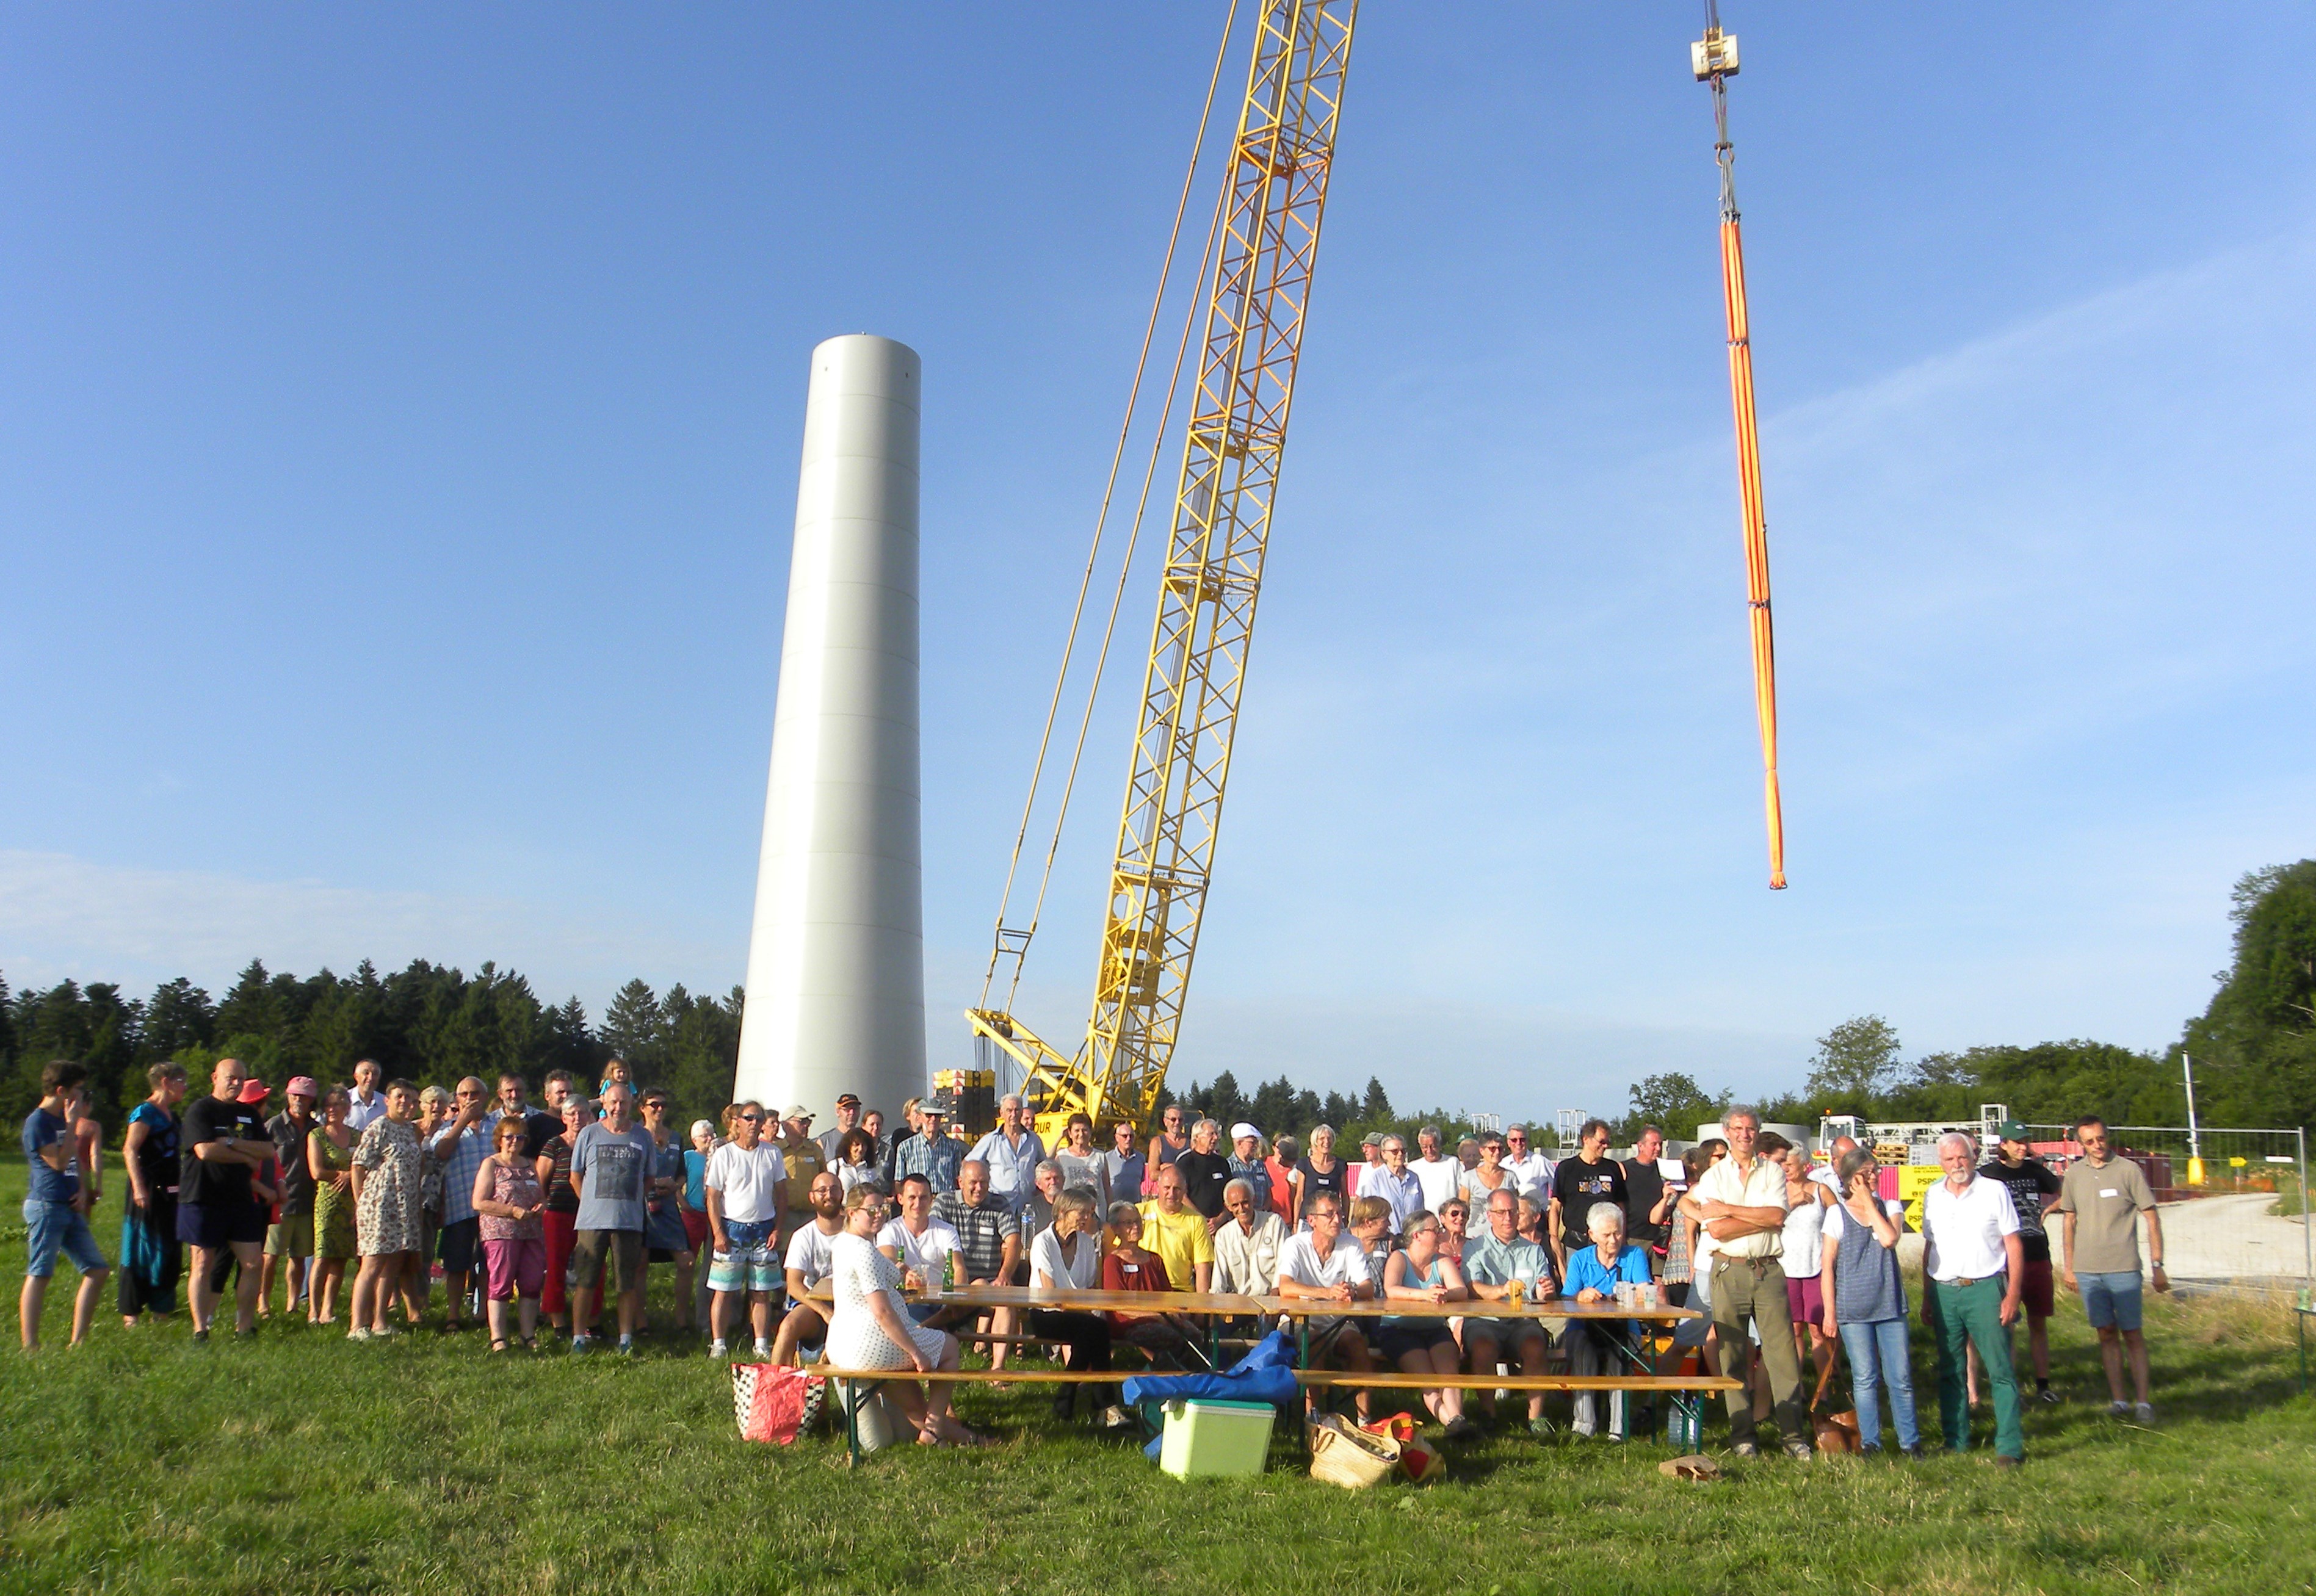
[[1254, 1292, 1705, 1442], [1250, 1294, 1698, 1321]]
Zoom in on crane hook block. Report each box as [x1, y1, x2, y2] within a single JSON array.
[[1692, 32, 1739, 81]]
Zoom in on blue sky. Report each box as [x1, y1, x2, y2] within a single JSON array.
[[3, 4, 2310, 1125]]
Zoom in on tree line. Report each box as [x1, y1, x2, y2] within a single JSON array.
[[6, 859, 2310, 1142], [0, 959, 740, 1133], [1616, 859, 2316, 1139]]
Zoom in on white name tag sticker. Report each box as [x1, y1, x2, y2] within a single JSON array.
[[2099, 1188, 2119, 1199]]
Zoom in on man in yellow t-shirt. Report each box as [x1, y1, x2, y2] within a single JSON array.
[[775, 1107, 827, 1245], [1138, 1165, 1215, 1292]]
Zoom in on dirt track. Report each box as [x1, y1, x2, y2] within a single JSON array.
[[2146, 1191, 2311, 1282]]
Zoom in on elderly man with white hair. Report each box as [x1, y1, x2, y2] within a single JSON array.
[[1211, 1177, 1286, 1294], [968, 1095, 1046, 1216], [1921, 1130, 2026, 1467]]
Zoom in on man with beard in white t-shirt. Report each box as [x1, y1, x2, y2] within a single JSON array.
[[769, 1169, 847, 1366]]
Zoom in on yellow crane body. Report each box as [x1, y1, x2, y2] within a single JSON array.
[[969, 0, 1357, 1140]]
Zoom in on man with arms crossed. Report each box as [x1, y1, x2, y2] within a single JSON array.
[[179, 1057, 276, 1341], [2058, 1114, 2167, 1423], [1679, 1106, 1809, 1458]]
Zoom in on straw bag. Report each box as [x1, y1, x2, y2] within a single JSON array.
[[1358, 1412, 1444, 1483], [1308, 1415, 1401, 1489]]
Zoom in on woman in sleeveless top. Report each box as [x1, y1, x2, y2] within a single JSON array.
[[308, 1087, 358, 1323], [119, 1063, 187, 1324], [1820, 1147, 1919, 1453], [474, 1114, 548, 1351], [1378, 1209, 1475, 1440], [1291, 1124, 1347, 1220], [825, 1185, 983, 1446]]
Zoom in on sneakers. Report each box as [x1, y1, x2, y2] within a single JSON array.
[[1442, 1416, 1482, 1444], [1784, 1440, 1814, 1461], [2133, 1401, 2156, 1424], [617, 1336, 637, 1357], [570, 1335, 596, 1354], [2035, 1385, 2061, 1406], [345, 1327, 372, 1343], [753, 1340, 773, 1360], [2107, 1399, 2131, 1418], [1992, 1455, 2022, 1470], [1730, 1441, 1759, 1457], [1528, 1417, 1557, 1440], [709, 1340, 729, 1360]]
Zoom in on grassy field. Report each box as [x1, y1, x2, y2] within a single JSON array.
[[3, 1161, 2313, 1595]]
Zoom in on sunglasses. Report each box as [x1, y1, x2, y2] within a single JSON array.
[[737, 1113, 762, 1123]]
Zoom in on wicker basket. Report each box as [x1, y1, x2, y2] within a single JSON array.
[[1308, 1414, 1400, 1489]]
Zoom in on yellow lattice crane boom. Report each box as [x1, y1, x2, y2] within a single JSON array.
[[968, 0, 1357, 1139]]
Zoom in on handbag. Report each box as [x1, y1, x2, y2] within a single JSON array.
[[1358, 1412, 1444, 1483], [731, 1363, 811, 1446], [1307, 1414, 1401, 1489]]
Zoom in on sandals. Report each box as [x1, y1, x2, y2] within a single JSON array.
[[490, 1338, 511, 1354], [521, 1335, 538, 1352]]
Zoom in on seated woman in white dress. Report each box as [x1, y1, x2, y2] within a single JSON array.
[[825, 1185, 983, 1446]]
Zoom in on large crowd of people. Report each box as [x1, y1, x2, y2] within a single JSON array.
[[20, 1058, 2171, 1464]]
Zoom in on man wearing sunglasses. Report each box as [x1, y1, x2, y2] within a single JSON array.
[[704, 1103, 789, 1360], [1502, 1125, 1554, 1207]]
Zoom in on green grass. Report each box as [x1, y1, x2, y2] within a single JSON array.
[[2, 1161, 2314, 1595]]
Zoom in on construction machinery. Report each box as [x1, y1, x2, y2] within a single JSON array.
[[966, 0, 1355, 1140], [965, 4, 1786, 1142]]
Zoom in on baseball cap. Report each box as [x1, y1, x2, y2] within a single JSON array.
[[835, 1092, 861, 1108], [1230, 1122, 1261, 1143], [1360, 1132, 1381, 1147], [286, 1076, 319, 1100], [786, 1105, 814, 1121], [1997, 1119, 2030, 1143], [237, 1078, 270, 1104]]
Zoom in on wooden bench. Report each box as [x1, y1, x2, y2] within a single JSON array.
[[809, 1365, 1740, 1462]]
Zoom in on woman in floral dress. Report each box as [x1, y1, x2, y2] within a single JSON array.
[[348, 1081, 424, 1340]]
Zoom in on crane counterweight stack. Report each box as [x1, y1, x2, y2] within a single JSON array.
[[969, 0, 1357, 1139]]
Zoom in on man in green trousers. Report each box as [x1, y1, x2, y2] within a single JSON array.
[[1920, 1131, 2026, 1466]]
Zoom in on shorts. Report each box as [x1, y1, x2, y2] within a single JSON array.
[[1786, 1273, 1825, 1325], [681, 1207, 711, 1254], [1464, 1313, 1547, 1354], [570, 1229, 646, 1296], [709, 1216, 780, 1295], [2018, 1256, 2054, 1319], [264, 1210, 315, 1258], [176, 1199, 266, 1251], [2080, 1269, 2144, 1333], [438, 1217, 482, 1278], [24, 1199, 107, 1279], [483, 1236, 547, 1301], [1377, 1321, 1457, 1362]]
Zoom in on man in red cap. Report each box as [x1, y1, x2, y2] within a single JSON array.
[[261, 1077, 320, 1318]]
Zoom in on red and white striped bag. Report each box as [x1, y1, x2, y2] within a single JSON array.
[[730, 1363, 817, 1445]]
